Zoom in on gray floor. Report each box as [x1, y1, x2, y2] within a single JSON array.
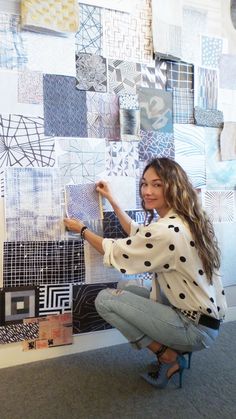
[[0, 321, 235, 419]]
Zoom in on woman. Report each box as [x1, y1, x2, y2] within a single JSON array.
[[64, 157, 227, 389]]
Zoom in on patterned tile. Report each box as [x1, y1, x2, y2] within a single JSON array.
[[39, 284, 72, 316], [75, 4, 102, 54], [106, 141, 139, 177], [76, 53, 107, 92], [5, 167, 62, 241], [138, 87, 173, 132], [102, 0, 153, 63], [0, 286, 39, 325], [73, 283, 117, 334], [43, 74, 87, 137], [65, 183, 103, 220], [138, 130, 174, 161], [0, 323, 39, 344], [3, 240, 85, 287], [108, 60, 142, 95], [203, 190, 235, 223], [0, 13, 27, 69]]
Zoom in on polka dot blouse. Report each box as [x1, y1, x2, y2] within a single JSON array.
[[102, 209, 227, 321]]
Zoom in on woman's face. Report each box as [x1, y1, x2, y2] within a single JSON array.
[[141, 166, 170, 217]]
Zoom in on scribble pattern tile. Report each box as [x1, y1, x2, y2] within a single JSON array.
[[76, 53, 107, 92], [138, 130, 174, 161]]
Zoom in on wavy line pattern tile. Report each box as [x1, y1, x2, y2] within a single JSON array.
[[174, 124, 206, 188], [56, 137, 106, 185], [5, 167, 63, 241], [203, 190, 235, 222], [102, 0, 153, 63], [73, 283, 117, 334], [43, 74, 87, 137], [138, 130, 174, 161], [86, 92, 120, 140], [65, 183, 103, 221], [39, 284, 72, 316], [0, 13, 27, 69], [76, 53, 107, 92], [75, 4, 102, 54], [3, 240, 85, 287], [0, 114, 55, 197], [106, 141, 139, 177]]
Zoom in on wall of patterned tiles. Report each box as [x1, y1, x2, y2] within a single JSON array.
[[0, 0, 235, 349]]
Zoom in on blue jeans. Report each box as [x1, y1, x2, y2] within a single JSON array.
[[95, 285, 219, 352]]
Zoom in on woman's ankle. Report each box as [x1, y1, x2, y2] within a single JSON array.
[[158, 348, 177, 364]]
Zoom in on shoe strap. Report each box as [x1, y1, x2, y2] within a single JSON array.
[[154, 345, 168, 359]]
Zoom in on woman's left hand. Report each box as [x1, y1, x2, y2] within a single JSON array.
[[64, 218, 85, 233]]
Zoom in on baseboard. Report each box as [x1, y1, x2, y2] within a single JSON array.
[[0, 308, 235, 370], [0, 329, 127, 370]]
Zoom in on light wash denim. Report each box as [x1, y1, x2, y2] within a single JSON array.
[[95, 284, 219, 352]]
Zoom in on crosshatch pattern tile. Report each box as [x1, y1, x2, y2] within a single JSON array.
[[3, 241, 85, 287], [166, 61, 194, 89], [75, 4, 102, 54], [73, 282, 118, 334]]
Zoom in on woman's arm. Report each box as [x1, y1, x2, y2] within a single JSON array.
[[64, 218, 104, 254], [96, 180, 133, 235]]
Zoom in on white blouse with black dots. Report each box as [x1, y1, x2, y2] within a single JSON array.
[[102, 209, 227, 321]]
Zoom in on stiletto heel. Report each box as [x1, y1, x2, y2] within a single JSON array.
[[141, 354, 187, 389]]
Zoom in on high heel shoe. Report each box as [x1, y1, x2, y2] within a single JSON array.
[[141, 354, 187, 389]]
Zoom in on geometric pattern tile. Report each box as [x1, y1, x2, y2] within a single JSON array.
[[196, 67, 218, 110], [202, 190, 235, 223], [73, 282, 117, 334], [102, 0, 153, 63], [172, 88, 194, 124], [0, 114, 55, 197], [138, 130, 175, 161], [106, 141, 139, 177], [39, 284, 72, 316], [108, 59, 142, 95], [201, 35, 223, 69], [0, 286, 39, 325], [56, 137, 106, 185], [166, 60, 194, 89], [3, 240, 85, 287], [75, 4, 102, 54]]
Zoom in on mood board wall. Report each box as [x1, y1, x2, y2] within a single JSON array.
[[0, 0, 235, 350]]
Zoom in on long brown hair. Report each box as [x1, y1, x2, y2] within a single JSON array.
[[140, 157, 220, 283]]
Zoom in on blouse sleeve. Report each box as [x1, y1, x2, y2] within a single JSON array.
[[102, 222, 174, 275]]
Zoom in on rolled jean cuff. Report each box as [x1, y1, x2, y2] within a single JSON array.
[[130, 334, 153, 350]]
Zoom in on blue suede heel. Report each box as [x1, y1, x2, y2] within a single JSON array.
[[141, 354, 187, 389]]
